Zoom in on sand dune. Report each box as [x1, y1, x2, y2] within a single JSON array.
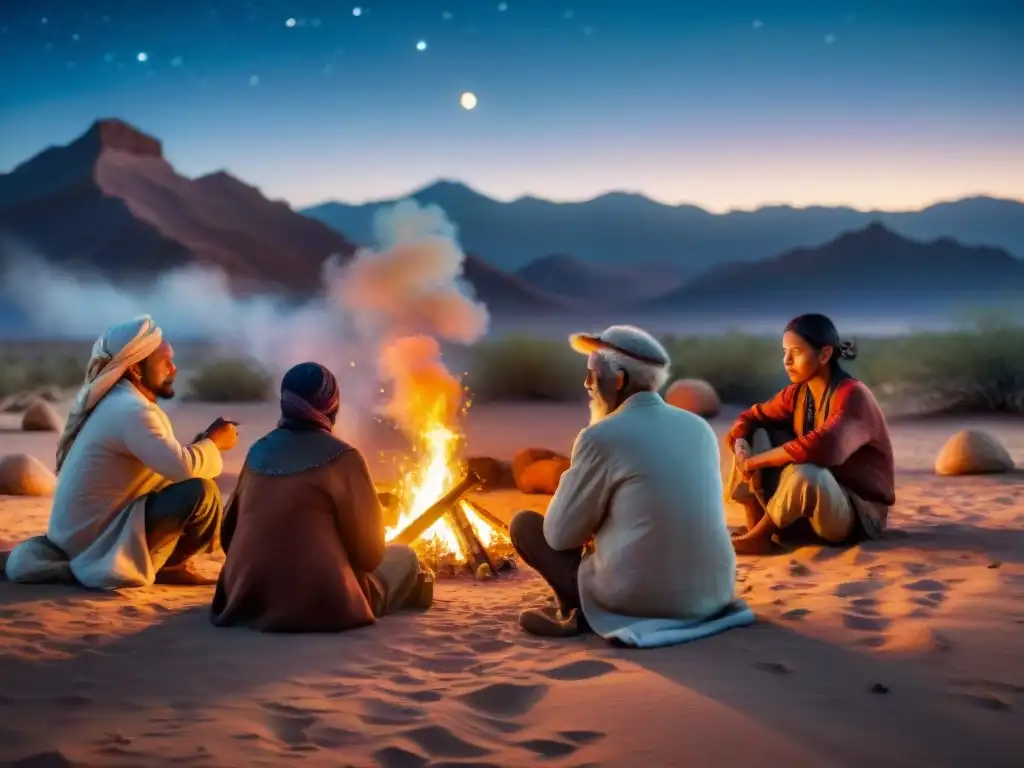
[[1, 403, 1022, 767]]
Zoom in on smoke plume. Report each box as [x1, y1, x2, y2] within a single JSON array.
[[0, 199, 489, 441]]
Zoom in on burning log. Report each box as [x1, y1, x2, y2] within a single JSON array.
[[391, 469, 482, 546], [449, 502, 496, 579], [459, 499, 509, 536]]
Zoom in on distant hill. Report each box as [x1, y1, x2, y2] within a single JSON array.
[[303, 181, 1024, 272], [0, 120, 566, 324], [0, 119, 358, 295], [633, 223, 1024, 318], [515, 253, 688, 304]]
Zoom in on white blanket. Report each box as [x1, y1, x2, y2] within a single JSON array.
[[604, 600, 756, 649]]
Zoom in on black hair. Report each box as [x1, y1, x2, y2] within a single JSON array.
[[784, 313, 857, 369]]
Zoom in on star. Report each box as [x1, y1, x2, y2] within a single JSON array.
[[564, 10, 575, 20], [752, 19, 763, 30], [442, 10, 453, 20], [71, 33, 80, 41], [249, 75, 260, 86], [136, 52, 148, 63], [285, 17, 296, 27], [170, 56, 184, 67], [103, 52, 114, 63], [583, 25, 595, 37], [824, 33, 836, 44], [416, 40, 427, 51], [352, 7, 363, 17], [498, 2, 508, 11]]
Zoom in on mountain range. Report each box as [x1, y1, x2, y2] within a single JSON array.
[[303, 182, 1024, 273], [1, 118, 1023, 334]]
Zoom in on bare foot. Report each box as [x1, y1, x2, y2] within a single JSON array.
[[154, 564, 216, 586], [732, 534, 777, 556]]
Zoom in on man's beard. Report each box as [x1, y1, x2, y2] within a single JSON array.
[[144, 374, 175, 400], [588, 393, 611, 425]]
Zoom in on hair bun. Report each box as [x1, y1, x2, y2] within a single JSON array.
[[838, 339, 858, 361]]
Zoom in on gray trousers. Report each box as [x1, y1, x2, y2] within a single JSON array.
[[145, 478, 224, 571]]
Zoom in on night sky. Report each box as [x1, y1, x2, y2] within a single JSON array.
[[0, 1, 1021, 211]]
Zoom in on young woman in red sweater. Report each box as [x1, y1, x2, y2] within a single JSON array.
[[726, 314, 895, 555]]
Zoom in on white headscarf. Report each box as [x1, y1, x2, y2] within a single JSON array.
[[56, 315, 164, 473]]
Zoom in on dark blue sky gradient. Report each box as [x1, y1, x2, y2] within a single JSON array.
[[1, 0, 1021, 210]]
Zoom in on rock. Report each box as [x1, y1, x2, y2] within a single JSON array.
[[0, 453, 57, 497], [517, 456, 571, 494], [665, 378, 721, 418], [21, 400, 63, 432], [512, 447, 566, 487], [466, 456, 514, 490], [934, 430, 1015, 476]]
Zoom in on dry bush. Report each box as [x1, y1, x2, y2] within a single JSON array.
[[466, 318, 1024, 415], [465, 335, 586, 402], [0, 353, 84, 398], [854, 318, 1024, 414], [186, 357, 274, 402]]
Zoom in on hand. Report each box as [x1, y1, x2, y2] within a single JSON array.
[[736, 453, 755, 481], [733, 438, 751, 461], [204, 418, 239, 452]]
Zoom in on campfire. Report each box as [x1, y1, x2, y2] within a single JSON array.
[[380, 390, 516, 579]]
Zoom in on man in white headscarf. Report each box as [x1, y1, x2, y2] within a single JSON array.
[[509, 324, 739, 640], [6, 316, 239, 589]]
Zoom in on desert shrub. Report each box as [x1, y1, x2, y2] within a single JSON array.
[[662, 333, 786, 406], [465, 334, 585, 402], [0, 354, 84, 398], [186, 357, 274, 402], [855, 319, 1024, 414]]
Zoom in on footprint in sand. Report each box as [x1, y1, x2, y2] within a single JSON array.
[[518, 737, 581, 759], [842, 613, 891, 632], [835, 579, 885, 598], [400, 724, 494, 759], [903, 578, 949, 593], [850, 597, 879, 613], [373, 745, 429, 768], [356, 695, 428, 726], [537, 659, 619, 681], [456, 681, 550, 718]]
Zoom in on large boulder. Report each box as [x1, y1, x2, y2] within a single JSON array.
[[21, 400, 63, 432], [512, 447, 567, 488], [665, 379, 721, 418], [517, 456, 571, 494], [934, 430, 1015, 476], [0, 453, 58, 496]]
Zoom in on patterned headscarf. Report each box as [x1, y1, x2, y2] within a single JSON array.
[[278, 362, 340, 433], [56, 315, 163, 473]]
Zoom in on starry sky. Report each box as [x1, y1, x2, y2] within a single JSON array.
[[0, 1, 1022, 212]]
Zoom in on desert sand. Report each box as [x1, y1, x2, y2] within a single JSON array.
[[1, 401, 1023, 767]]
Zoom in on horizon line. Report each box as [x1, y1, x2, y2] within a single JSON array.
[[297, 180, 1024, 216]]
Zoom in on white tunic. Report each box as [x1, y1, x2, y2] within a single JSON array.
[[543, 392, 736, 638], [47, 381, 223, 589]]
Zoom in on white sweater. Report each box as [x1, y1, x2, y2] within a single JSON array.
[[543, 392, 736, 638], [47, 381, 223, 589]]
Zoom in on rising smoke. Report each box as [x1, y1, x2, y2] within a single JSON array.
[[0, 200, 489, 441]]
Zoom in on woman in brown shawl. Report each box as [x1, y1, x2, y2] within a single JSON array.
[[211, 362, 428, 632], [726, 314, 895, 555]]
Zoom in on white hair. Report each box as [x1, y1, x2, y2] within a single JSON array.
[[591, 347, 671, 392]]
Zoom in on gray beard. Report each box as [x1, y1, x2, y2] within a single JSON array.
[[588, 396, 610, 426]]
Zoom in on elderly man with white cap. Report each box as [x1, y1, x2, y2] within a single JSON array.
[[509, 324, 738, 639], [6, 316, 238, 589]]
